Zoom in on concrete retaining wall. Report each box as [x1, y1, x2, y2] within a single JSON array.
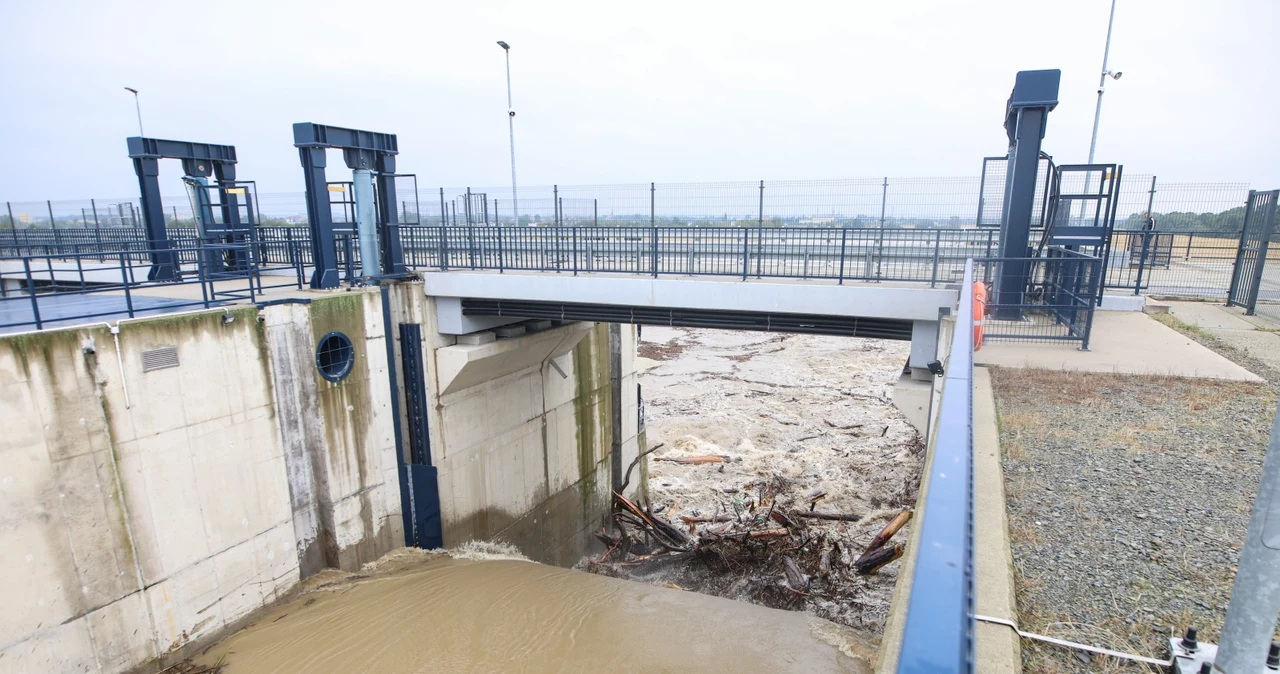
[[0, 280, 642, 672], [0, 289, 403, 673], [416, 290, 642, 566]]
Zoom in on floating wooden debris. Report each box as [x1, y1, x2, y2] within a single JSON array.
[[654, 455, 729, 465]]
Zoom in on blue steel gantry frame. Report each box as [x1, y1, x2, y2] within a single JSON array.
[[127, 137, 246, 281], [995, 69, 1060, 319], [293, 123, 405, 289]]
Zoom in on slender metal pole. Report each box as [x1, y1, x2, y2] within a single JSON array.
[[1145, 175, 1157, 218], [1217, 397, 1280, 671], [758, 180, 764, 226], [876, 177, 888, 280], [1087, 0, 1118, 164], [47, 200, 56, 230], [501, 46, 520, 227]]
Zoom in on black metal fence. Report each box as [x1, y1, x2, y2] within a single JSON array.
[[5, 222, 1267, 305], [0, 239, 307, 332], [399, 225, 1004, 286], [977, 248, 1102, 349], [1227, 190, 1280, 318], [3, 175, 1248, 231]]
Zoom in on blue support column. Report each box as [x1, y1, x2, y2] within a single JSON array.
[[298, 146, 340, 289], [995, 70, 1060, 319], [131, 156, 180, 281], [376, 154, 406, 275], [294, 123, 404, 286]]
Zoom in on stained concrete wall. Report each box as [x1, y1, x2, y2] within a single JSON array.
[[415, 291, 643, 566], [0, 281, 642, 673], [0, 288, 404, 674]]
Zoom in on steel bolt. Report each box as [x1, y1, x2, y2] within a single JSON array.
[[1182, 627, 1199, 652]]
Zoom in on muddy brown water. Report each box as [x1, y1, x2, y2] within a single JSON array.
[[193, 551, 874, 673]]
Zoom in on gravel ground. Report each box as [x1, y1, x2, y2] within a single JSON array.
[[594, 326, 921, 634], [991, 365, 1277, 673]]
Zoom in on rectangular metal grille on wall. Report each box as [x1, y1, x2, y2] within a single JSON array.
[[141, 346, 180, 372]]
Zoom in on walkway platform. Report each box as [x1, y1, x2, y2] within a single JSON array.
[[974, 310, 1260, 381]]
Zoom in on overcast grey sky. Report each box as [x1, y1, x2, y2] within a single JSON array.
[[0, 0, 1276, 200]]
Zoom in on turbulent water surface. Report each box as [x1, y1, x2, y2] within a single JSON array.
[[193, 549, 873, 673]]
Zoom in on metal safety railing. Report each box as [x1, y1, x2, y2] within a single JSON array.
[[0, 238, 308, 332], [400, 224, 1000, 286], [3, 224, 1270, 305], [977, 248, 1102, 349], [896, 259, 976, 673]]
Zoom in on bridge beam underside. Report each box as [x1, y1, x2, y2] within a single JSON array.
[[460, 298, 914, 341]]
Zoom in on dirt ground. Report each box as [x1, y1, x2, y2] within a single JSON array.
[[586, 326, 921, 634], [992, 365, 1277, 673]]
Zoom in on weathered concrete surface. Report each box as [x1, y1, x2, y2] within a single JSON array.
[[421, 289, 642, 566], [1166, 300, 1280, 374], [975, 311, 1260, 382], [0, 309, 298, 672], [973, 367, 1020, 673], [260, 292, 403, 577], [891, 375, 931, 436], [304, 292, 402, 572], [422, 271, 956, 322], [0, 288, 407, 673]]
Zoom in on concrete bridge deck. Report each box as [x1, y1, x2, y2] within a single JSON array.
[[421, 269, 958, 378]]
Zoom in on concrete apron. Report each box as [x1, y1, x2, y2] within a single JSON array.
[[874, 367, 1020, 673], [973, 366, 1021, 672]]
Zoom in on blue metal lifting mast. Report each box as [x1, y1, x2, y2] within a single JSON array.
[[293, 123, 405, 289], [994, 70, 1060, 319], [127, 137, 248, 281]]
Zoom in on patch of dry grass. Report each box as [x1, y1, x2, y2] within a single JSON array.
[[991, 365, 1277, 672]]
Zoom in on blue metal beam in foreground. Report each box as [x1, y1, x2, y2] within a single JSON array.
[[896, 260, 976, 674]]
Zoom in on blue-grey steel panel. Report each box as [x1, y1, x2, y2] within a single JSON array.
[[896, 260, 975, 674]]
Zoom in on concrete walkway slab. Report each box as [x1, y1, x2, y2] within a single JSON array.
[[1167, 301, 1257, 330], [973, 367, 1020, 673], [975, 311, 1261, 382], [1166, 300, 1280, 373]]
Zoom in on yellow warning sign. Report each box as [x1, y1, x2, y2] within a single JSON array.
[[226, 188, 246, 195], [327, 185, 346, 192]]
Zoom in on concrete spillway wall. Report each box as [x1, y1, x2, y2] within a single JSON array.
[[423, 310, 643, 566], [0, 281, 639, 673], [0, 293, 405, 672]]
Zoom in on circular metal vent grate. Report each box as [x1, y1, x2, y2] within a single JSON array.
[[316, 331, 355, 382]]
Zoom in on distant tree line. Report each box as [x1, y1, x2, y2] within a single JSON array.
[[1119, 206, 1246, 234]]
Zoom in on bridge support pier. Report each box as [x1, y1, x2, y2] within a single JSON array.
[[908, 319, 940, 382]]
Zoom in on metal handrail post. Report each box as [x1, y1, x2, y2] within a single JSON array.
[[23, 258, 41, 330], [1134, 229, 1152, 296], [838, 227, 847, 285], [1080, 257, 1100, 350], [930, 230, 942, 288], [119, 253, 134, 319], [497, 225, 505, 273]]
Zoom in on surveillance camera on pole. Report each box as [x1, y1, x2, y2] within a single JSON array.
[[1088, 0, 1123, 164]]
